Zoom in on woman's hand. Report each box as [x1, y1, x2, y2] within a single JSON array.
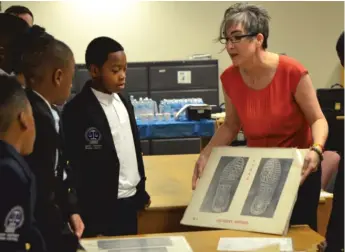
[[300, 149, 321, 185], [192, 153, 209, 190]]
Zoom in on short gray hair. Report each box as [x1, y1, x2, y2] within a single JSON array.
[[218, 3, 271, 49]]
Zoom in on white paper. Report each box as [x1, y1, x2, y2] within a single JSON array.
[[320, 190, 333, 198], [177, 71, 192, 84], [80, 236, 193, 252], [217, 237, 293, 251]]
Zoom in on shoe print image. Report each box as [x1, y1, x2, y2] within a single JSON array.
[[199, 156, 248, 213], [241, 158, 293, 218], [212, 157, 246, 213], [249, 158, 282, 216]]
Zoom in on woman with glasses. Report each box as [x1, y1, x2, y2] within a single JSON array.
[[192, 3, 328, 231]]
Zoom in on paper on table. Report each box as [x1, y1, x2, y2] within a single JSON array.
[[320, 190, 333, 199], [217, 237, 293, 251], [251, 244, 280, 252], [80, 236, 193, 252]]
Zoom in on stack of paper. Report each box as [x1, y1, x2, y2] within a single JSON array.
[[181, 147, 307, 235], [320, 190, 333, 199], [80, 236, 193, 252], [251, 244, 280, 252], [217, 237, 293, 251]]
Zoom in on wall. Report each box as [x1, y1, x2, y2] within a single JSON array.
[[3, 1, 344, 103]]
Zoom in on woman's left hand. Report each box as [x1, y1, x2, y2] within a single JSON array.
[[300, 149, 321, 185]]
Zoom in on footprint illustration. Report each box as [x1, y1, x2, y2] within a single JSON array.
[[212, 157, 245, 213], [250, 158, 282, 216]]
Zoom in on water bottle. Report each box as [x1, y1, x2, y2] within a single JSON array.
[[159, 102, 164, 114], [151, 99, 158, 117], [164, 100, 170, 113], [183, 98, 188, 107], [157, 101, 164, 121], [132, 98, 138, 119], [137, 97, 144, 120], [172, 99, 179, 117], [143, 97, 148, 113], [179, 99, 185, 120], [142, 97, 149, 121], [163, 100, 171, 121], [147, 98, 154, 121]]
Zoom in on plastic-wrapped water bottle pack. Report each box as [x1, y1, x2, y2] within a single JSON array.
[[130, 96, 204, 122]]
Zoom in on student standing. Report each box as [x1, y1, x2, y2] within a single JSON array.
[[0, 13, 29, 76], [5, 5, 34, 27], [17, 26, 84, 251], [0, 75, 46, 252], [324, 31, 344, 252], [62, 37, 150, 237]]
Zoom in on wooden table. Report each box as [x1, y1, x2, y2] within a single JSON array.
[[83, 226, 324, 252], [139, 154, 333, 236], [138, 154, 197, 234]]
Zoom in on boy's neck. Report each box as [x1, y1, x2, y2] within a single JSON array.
[[31, 86, 53, 105], [90, 80, 112, 95]]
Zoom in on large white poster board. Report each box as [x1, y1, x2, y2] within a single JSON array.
[[181, 147, 307, 235]]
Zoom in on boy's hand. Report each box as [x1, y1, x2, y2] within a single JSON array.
[[145, 199, 151, 209], [69, 214, 85, 239]]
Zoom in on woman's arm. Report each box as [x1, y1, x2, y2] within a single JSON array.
[[192, 90, 242, 189], [202, 89, 242, 158], [294, 74, 329, 148]]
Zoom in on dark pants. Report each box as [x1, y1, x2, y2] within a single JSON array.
[[38, 220, 79, 252], [104, 196, 138, 236], [290, 167, 322, 231], [325, 161, 344, 252], [36, 205, 79, 252], [83, 195, 138, 238]]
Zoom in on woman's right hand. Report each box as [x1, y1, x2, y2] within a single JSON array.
[[191, 90, 239, 189], [192, 153, 209, 190]]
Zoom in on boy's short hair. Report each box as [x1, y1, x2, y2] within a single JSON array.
[[336, 32, 344, 67], [0, 13, 29, 38], [85, 36, 124, 70], [12, 25, 73, 84], [0, 75, 28, 133], [0, 13, 30, 73], [5, 5, 34, 20]]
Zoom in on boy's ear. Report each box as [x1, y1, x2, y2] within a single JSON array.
[[53, 68, 63, 87], [89, 64, 100, 78], [18, 111, 29, 131]]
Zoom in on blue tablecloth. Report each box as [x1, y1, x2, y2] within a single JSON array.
[[137, 119, 215, 139]]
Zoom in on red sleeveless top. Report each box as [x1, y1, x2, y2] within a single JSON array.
[[221, 55, 312, 148]]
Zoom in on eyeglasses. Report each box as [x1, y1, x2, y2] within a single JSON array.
[[220, 33, 258, 44]]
